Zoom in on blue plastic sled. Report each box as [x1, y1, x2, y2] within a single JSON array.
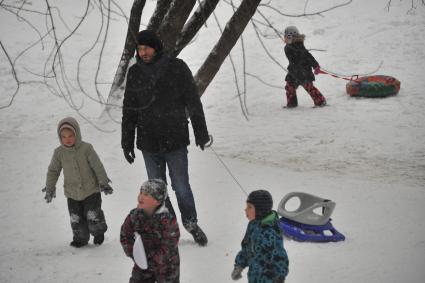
[[279, 217, 345, 242]]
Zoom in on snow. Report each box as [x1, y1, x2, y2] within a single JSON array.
[[1, 0, 425, 282]]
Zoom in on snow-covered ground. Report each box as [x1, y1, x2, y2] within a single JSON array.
[[1, 0, 424, 282]]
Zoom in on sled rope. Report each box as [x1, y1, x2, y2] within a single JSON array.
[[319, 68, 359, 81], [209, 146, 248, 196]]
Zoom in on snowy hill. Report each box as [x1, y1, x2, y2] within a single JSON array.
[[1, 0, 424, 282]]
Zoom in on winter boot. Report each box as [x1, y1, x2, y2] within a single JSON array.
[[314, 99, 327, 107], [93, 234, 105, 245], [184, 222, 208, 246], [70, 240, 88, 248], [285, 82, 298, 108], [286, 95, 298, 108]]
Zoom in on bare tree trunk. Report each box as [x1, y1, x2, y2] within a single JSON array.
[[157, 0, 197, 53], [172, 0, 220, 57], [194, 0, 262, 96], [147, 0, 171, 31], [105, 0, 146, 111]]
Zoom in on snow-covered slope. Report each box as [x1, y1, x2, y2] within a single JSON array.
[[1, 0, 424, 282]]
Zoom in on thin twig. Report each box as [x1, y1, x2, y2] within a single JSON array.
[[0, 41, 20, 109]]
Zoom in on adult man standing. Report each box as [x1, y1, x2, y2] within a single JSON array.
[[121, 30, 210, 246]]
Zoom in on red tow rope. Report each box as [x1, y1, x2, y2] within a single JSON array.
[[319, 69, 359, 82]]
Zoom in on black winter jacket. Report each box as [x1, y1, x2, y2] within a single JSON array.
[[121, 54, 209, 153], [284, 39, 319, 85]]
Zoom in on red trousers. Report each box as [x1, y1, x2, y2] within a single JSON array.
[[285, 82, 326, 107]]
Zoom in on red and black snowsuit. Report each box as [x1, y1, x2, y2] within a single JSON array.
[[284, 36, 326, 107], [120, 205, 180, 283]]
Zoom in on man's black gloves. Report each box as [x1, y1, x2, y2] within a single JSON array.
[[123, 148, 135, 164], [197, 135, 213, 151]]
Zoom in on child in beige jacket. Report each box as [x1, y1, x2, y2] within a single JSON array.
[[43, 117, 113, 247]]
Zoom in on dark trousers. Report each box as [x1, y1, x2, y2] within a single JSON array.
[[142, 147, 197, 226], [67, 192, 107, 243], [285, 81, 326, 106]]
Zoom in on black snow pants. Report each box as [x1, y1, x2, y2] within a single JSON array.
[[67, 192, 107, 243]]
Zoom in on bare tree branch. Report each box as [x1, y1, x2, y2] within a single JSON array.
[[246, 72, 284, 90], [1, 0, 360, 126], [252, 9, 286, 71], [157, 0, 197, 53], [1, 4, 46, 45], [172, 0, 220, 57], [147, 0, 171, 31], [259, 0, 353, 17], [104, 0, 146, 112], [194, 0, 262, 96], [210, 0, 249, 120], [0, 41, 20, 110], [94, 0, 111, 104]]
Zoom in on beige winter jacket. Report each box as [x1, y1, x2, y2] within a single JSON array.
[[45, 117, 109, 201]]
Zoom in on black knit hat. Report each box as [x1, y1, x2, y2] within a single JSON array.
[[247, 190, 273, 219], [140, 179, 167, 203], [136, 30, 163, 53]]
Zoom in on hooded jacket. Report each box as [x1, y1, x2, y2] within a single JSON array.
[[235, 211, 289, 283], [120, 204, 180, 281], [121, 53, 209, 153], [284, 35, 319, 85], [45, 117, 109, 201]]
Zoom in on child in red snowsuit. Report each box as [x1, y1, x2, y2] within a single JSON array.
[[120, 179, 180, 283], [283, 26, 327, 108]]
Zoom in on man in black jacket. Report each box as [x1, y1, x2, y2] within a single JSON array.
[[121, 30, 210, 246]]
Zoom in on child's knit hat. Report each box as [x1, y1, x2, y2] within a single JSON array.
[[140, 179, 167, 203], [247, 190, 273, 219], [57, 117, 82, 147], [59, 123, 76, 136], [284, 26, 300, 39]]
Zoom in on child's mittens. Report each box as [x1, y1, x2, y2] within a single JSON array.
[[231, 265, 244, 280], [314, 65, 321, 75], [42, 187, 56, 203], [100, 183, 114, 195]]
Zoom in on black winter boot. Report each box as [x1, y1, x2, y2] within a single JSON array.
[[70, 240, 88, 248], [184, 222, 208, 246], [93, 234, 105, 245]]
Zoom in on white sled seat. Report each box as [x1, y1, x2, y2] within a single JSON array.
[[277, 192, 336, 226]]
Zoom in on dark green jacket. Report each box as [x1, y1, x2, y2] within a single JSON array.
[[45, 117, 109, 201]]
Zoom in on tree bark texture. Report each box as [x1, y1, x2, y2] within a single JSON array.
[[172, 0, 220, 57], [157, 0, 197, 53], [194, 0, 262, 96], [147, 0, 171, 31], [106, 0, 146, 107]]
